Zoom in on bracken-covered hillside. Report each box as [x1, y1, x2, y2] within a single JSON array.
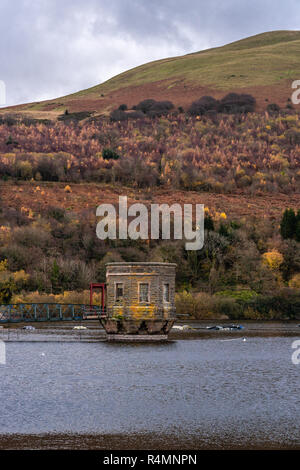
[[0, 111, 299, 194]]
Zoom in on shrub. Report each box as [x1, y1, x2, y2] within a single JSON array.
[[175, 291, 233, 319], [204, 214, 214, 231], [0, 259, 8, 272], [36, 155, 65, 181], [135, 99, 156, 113], [219, 93, 256, 113], [241, 291, 300, 320], [215, 296, 242, 319], [267, 103, 280, 113], [175, 291, 212, 318], [0, 244, 33, 271], [262, 250, 284, 271], [58, 111, 91, 122], [11, 290, 103, 305], [135, 99, 174, 117], [13, 226, 51, 249], [188, 96, 219, 116], [284, 128, 300, 145], [48, 258, 95, 293], [6, 135, 18, 147], [118, 104, 128, 111], [0, 280, 14, 304], [16, 161, 33, 180], [102, 148, 120, 160], [0, 114, 18, 126], [147, 100, 174, 117], [12, 269, 30, 291], [127, 110, 145, 120], [289, 273, 300, 289], [46, 206, 66, 222], [216, 289, 258, 301], [110, 109, 128, 122]]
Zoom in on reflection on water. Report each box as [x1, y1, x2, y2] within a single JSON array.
[[0, 324, 299, 449]]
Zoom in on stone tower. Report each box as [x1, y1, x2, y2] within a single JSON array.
[[101, 262, 176, 341]]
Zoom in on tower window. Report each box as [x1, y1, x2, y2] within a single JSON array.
[[115, 283, 124, 301], [139, 283, 149, 303], [163, 283, 170, 302]]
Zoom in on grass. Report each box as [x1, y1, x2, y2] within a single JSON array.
[[72, 30, 300, 94], [3, 30, 300, 115]]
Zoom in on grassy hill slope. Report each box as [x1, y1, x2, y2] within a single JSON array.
[[3, 30, 300, 117]]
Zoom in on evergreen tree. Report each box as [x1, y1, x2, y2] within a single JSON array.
[[296, 210, 300, 242], [280, 209, 297, 239]]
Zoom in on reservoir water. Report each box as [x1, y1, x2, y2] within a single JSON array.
[[0, 323, 299, 449]]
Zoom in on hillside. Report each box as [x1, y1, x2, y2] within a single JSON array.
[[3, 30, 300, 118], [0, 31, 300, 316]]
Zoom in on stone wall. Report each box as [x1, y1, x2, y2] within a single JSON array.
[[106, 262, 176, 320]]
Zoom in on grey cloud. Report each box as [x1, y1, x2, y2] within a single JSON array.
[[0, 0, 300, 106]]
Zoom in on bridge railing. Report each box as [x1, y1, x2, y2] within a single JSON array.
[[0, 303, 106, 323]]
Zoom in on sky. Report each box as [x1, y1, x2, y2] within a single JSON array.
[[1, 0, 300, 106]]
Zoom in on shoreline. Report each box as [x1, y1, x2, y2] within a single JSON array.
[[0, 320, 299, 340], [0, 433, 299, 450]]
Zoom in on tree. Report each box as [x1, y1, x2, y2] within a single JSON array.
[[0, 281, 13, 304], [262, 250, 284, 287], [281, 239, 300, 281], [280, 209, 297, 239], [102, 148, 120, 160], [289, 273, 300, 289], [296, 210, 300, 242], [262, 250, 283, 271], [50, 260, 60, 294], [204, 214, 214, 231]]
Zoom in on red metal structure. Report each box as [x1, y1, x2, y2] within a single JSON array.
[[89, 283, 106, 311]]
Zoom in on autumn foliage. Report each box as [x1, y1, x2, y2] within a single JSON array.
[[0, 110, 299, 318], [0, 111, 299, 194]]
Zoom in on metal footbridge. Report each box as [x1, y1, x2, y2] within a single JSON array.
[[0, 303, 106, 324]]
